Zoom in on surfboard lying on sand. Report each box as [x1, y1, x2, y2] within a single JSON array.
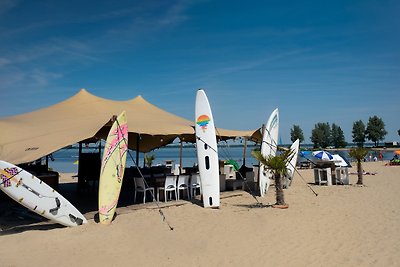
[[286, 139, 299, 187], [0, 160, 87, 227], [195, 89, 220, 208], [98, 111, 128, 224], [259, 108, 279, 197]]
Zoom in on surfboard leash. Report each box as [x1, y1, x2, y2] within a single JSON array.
[[215, 138, 264, 206], [234, 171, 264, 207], [220, 126, 317, 200], [195, 135, 218, 154], [259, 126, 319, 197], [285, 156, 318, 197], [214, 134, 264, 207], [197, 133, 264, 208], [128, 152, 174, 231], [214, 128, 269, 207], [114, 118, 174, 231], [261, 142, 319, 197]]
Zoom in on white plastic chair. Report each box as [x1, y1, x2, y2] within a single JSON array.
[[134, 177, 155, 204], [335, 167, 349, 185], [223, 164, 235, 178], [313, 168, 332, 186], [177, 175, 190, 200], [173, 164, 180, 175], [157, 175, 178, 202], [190, 174, 201, 199]]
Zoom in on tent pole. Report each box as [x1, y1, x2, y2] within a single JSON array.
[[136, 134, 140, 167], [179, 139, 183, 173], [242, 138, 247, 166], [78, 142, 83, 192]]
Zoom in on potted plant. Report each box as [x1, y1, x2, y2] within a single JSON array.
[[348, 147, 369, 185], [144, 154, 156, 168], [252, 149, 293, 208]]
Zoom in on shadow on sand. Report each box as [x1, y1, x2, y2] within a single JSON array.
[[0, 177, 207, 234], [233, 203, 272, 209]]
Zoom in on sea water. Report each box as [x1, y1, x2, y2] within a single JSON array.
[[48, 145, 260, 173], [48, 145, 395, 173]]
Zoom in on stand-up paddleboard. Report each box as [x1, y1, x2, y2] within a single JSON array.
[[285, 139, 299, 187], [259, 108, 279, 197], [0, 160, 87, 227], [98, 111, 128, 224], [195, 89, 220, 208]]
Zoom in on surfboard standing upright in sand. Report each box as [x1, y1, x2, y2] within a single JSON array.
[[98, 111, 128, 224], [285, 139, 300, 187], [259, 108, 279, 197], [195, 89, 220, 208], [0, 160, 87, 227]]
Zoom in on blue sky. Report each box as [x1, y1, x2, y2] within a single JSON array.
[[1, 0, 399, 143]]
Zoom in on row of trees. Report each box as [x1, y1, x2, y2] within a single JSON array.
[[290, 116, 388, 148], [352, 116, 387, 147], [253, 118, 387, 205], [253, 119, 391, 207]]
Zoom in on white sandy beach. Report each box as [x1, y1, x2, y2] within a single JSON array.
[[1, 161, 399, 267]]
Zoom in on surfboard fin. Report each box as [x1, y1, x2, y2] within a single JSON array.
[[49, 197, 61, 215], [69, 214, 84, 225]]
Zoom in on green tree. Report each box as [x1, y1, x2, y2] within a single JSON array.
[[252, 149, 293, 207], [348, 147, 369, 185], [331, 123, 347, 148], [352, 120, 366, 147], [366, 116, 387, 146], [290, 125, 304, 143], [310, 122, 331, 148]]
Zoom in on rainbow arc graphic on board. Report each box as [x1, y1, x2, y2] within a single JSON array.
[[196, 114, 211, 132]]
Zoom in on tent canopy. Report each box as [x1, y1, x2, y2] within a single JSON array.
[[0, 89, 260, 165]]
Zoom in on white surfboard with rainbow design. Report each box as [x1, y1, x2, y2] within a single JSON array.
[[195, 89, 220, 208]]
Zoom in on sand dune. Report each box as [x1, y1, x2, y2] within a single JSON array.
[[1, 161, 399, 267]]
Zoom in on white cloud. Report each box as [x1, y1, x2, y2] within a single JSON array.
[[0, 66, 63, 94], [30, 69, 63, 87]]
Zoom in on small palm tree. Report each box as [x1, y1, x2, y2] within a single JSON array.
[[348, 147, 368, 185], [144, 154, 156, 167], [252, 149, 293, 206]]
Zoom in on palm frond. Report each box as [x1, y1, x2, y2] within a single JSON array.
[[251, 149, 294, 176], [348, 147, 369, 161], [144, 154, 156, 167]]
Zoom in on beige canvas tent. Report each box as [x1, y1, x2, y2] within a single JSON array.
[[0, 89, 260, 165]]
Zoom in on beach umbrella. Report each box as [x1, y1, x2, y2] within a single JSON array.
[[312, 150, 333, 160], [331, 154, 351, 167], [224, 159, 240, 171], [300, 150, 311, 157]]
